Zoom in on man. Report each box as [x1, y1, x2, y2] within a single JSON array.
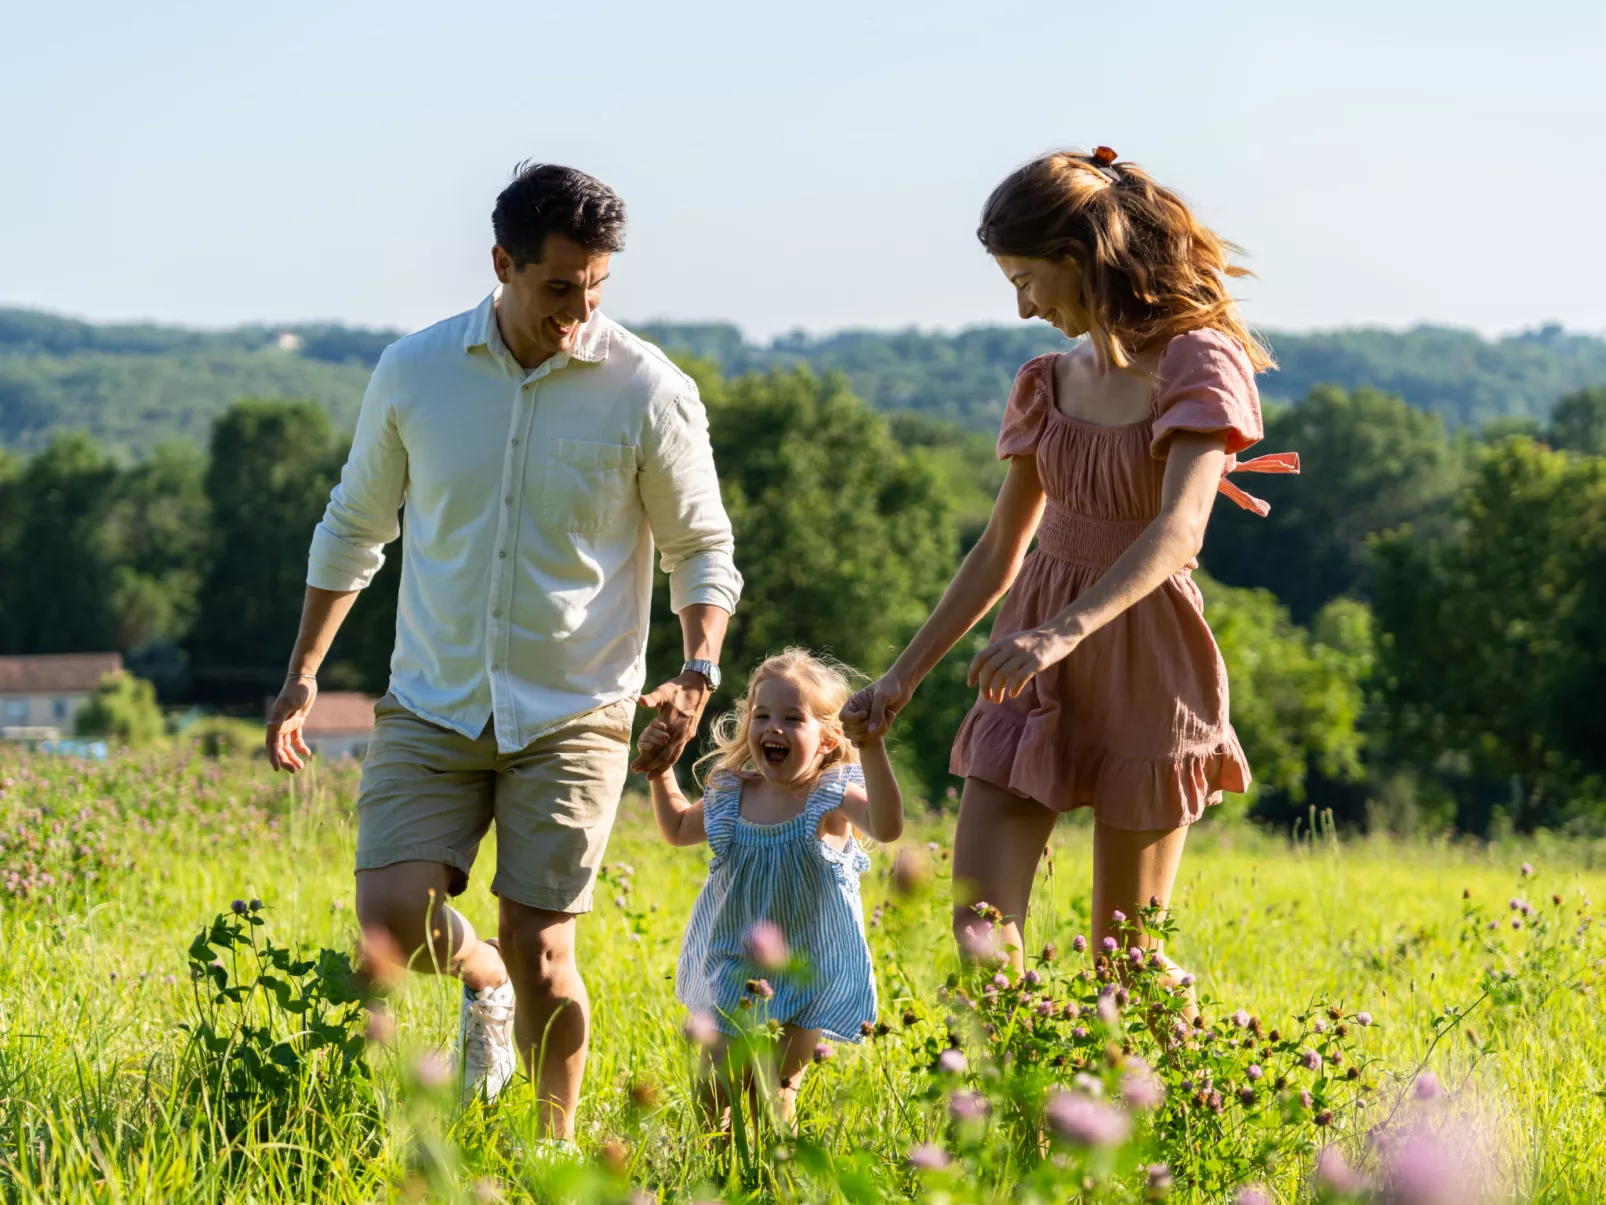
[[264, 163, 739, 1139]]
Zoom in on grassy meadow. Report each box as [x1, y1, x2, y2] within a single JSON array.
[[1, 745, 1603, 1204]]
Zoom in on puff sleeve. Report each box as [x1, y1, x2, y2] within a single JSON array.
[[1149, 329, 1262, 459], [996, 354, 1058, 459]]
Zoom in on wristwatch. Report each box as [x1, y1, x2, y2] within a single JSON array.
[[682, 658, 722, 691]]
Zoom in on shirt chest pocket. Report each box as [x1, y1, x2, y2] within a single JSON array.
[[539, 438, 638, 535]]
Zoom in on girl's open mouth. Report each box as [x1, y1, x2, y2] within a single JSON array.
[[761, 740, 789, 766]]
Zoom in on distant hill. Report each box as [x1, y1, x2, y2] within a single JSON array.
[[4, 306, 1604, 457]]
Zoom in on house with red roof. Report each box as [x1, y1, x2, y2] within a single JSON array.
[[0, 653, 124, 739]]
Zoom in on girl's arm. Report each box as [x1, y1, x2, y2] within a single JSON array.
[[843, 455, 1047, 737], [640, 722, 708, 846], [837, 739, 904, 842], [968, 431, 1228, 703]]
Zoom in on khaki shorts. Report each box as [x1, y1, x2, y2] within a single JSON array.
[[354, 694, 633, 914]]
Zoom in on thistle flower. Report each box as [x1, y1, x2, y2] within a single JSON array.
[[1302, 1049, 1323, 1071], [1072, 935, 1088, 953], [743, 921, 789, 969], [1044, 1091, 1131, 1147], [1128, 947, 1146, 967], [1111, 910, 1127, 924], [1023, 969, 1042, 986], [1246, 1064, 1263, 1081], [992, 972, 1010, 990], [1101, 936, 1119, 955], [1035, 999, 1054, 1017], [1179, 973, 1196, 987], [1231, 1009, 1251, 1028], [907, 1143, 950, 1171]]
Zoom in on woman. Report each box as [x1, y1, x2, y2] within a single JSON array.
[[841, 148, 1296, 974]]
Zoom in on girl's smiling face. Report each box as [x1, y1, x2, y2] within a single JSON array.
[[994, 252, 1092, 339], [747, 674, 835, 786]]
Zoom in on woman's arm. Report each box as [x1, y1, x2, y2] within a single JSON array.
[[843, 455, 1047, 737], [969, 431, 1228, 703], [837, 739, 904, 842]]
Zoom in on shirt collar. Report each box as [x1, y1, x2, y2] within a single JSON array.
[[463, 287, 612, 370]]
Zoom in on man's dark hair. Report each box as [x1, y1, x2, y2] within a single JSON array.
[[492, 163, 627, 266]]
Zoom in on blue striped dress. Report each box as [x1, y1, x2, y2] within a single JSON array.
[[675, 764, 877, 1041]]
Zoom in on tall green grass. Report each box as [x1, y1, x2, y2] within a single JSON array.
[[1, 747, 1602, 1203]]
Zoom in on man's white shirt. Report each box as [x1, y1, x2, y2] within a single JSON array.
[[307, 291, 742, 753]]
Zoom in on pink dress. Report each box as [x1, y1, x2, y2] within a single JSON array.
[[949, 328, 1298, 829]]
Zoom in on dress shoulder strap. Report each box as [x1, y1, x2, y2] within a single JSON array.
[[803, 762, 866, 826], [701, 769, 743, 855]]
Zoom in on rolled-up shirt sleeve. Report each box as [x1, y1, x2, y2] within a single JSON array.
[[639, 387, 743, 614], [307, 351, 406, 591]]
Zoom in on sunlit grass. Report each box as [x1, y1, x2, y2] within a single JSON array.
[[1, 748, 1603, 1203]]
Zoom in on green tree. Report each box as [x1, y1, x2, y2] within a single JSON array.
[[1201, 386, 1466, 623], [75, 670, 165, 746], [0, 432, 121, 654], [1198, 575, 1371, 815], [1548, 386, 1606, 455], [186, 401, 341, 703], [646, 363, 961, 797], [1371, 437, 1606, 830]]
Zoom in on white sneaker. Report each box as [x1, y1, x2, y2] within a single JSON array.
[[459, 979, 517, 1102]]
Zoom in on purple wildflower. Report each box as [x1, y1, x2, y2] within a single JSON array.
[[1023, 969, 1041, 986], [1520, 861, 1533, 877], [1044, 1092, 1131, 1148], [682, 1011, 721, 1047], [1147, 1163, 1173, 1193], [1356, 1011, 1373, 1026], [1316, 1146, 1364, 1194], [1072, 935, 1088, 953], [1302, 1048, 1323, 1071], [1071, 1026, 1089, 1039], [1101, 936, 1119, 955], [1121, 1065, 1165, 1110], [812, 1041, 834, 1064], [937, 1047, 967, 1074], [1231, 1008, 1251, 1028], [743, 921, 789, 970], [992, 972, 1010, 990], [1414, 1071, 1442, 1100], [1235, 1188, 1272, 1205], [949, 1089, 989, 1121], [1111, 909, 1127, 924], [412, 1052, 451, 1089], [1246, 1064, 1263, 1081], [907, 1143, 950, 1171]]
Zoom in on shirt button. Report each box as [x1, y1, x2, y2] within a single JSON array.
[[498, 549, 507, 559], [492, 608, 502, 618], [492, 664, 501, 673], [504, 495, 512, 506], [511, 437, 520, 447]]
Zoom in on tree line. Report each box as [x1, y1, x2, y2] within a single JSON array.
[[2, 359, 1604, 833]]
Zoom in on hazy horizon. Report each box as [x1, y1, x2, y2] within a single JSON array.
[[4, 0, 1601, 341]]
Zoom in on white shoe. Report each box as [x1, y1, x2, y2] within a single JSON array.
[[459, 979, 517, 1102]]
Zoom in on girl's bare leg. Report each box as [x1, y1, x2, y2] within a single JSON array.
[[950, 778, 1059, 972], [772, 1025, 822, 1125]]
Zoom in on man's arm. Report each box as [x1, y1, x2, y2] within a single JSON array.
[[634, 386, 742, 774], [631, 603, 728, 776], [266, 350, 406, 771], [266, 586, 360, 771]]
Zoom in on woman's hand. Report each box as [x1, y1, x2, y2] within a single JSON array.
[[841, 674, 915, 743], [968, 623, 1082, 704]]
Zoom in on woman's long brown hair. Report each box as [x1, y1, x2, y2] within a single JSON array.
[[978, 150, 1274, 372]]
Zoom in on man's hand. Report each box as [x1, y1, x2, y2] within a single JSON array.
[[266, 678, 318, 772], [631, 671, 713, 776]]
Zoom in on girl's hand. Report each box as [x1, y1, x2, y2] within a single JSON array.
[[968, 624, 1081, 703], [636, 719, 674, 779], [841, 674, 914, 742]]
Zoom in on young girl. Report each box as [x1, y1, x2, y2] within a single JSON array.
[[843, 147, 1297, 984], [639, 648, 903, 1121]]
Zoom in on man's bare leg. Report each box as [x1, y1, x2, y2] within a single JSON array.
[[500, 898, 587, 1139], [355, 861, 509, 989]]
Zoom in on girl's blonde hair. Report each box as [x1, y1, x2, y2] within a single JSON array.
[[977, 149, 1274, 373], [694, 648, 863, 786]]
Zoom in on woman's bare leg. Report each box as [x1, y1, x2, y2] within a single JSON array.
[[1091, 819, 1196, 1016], [950, 778, 1059, 973]]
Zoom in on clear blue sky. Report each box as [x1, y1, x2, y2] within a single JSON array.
[[2, 1, 1599, 340]]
